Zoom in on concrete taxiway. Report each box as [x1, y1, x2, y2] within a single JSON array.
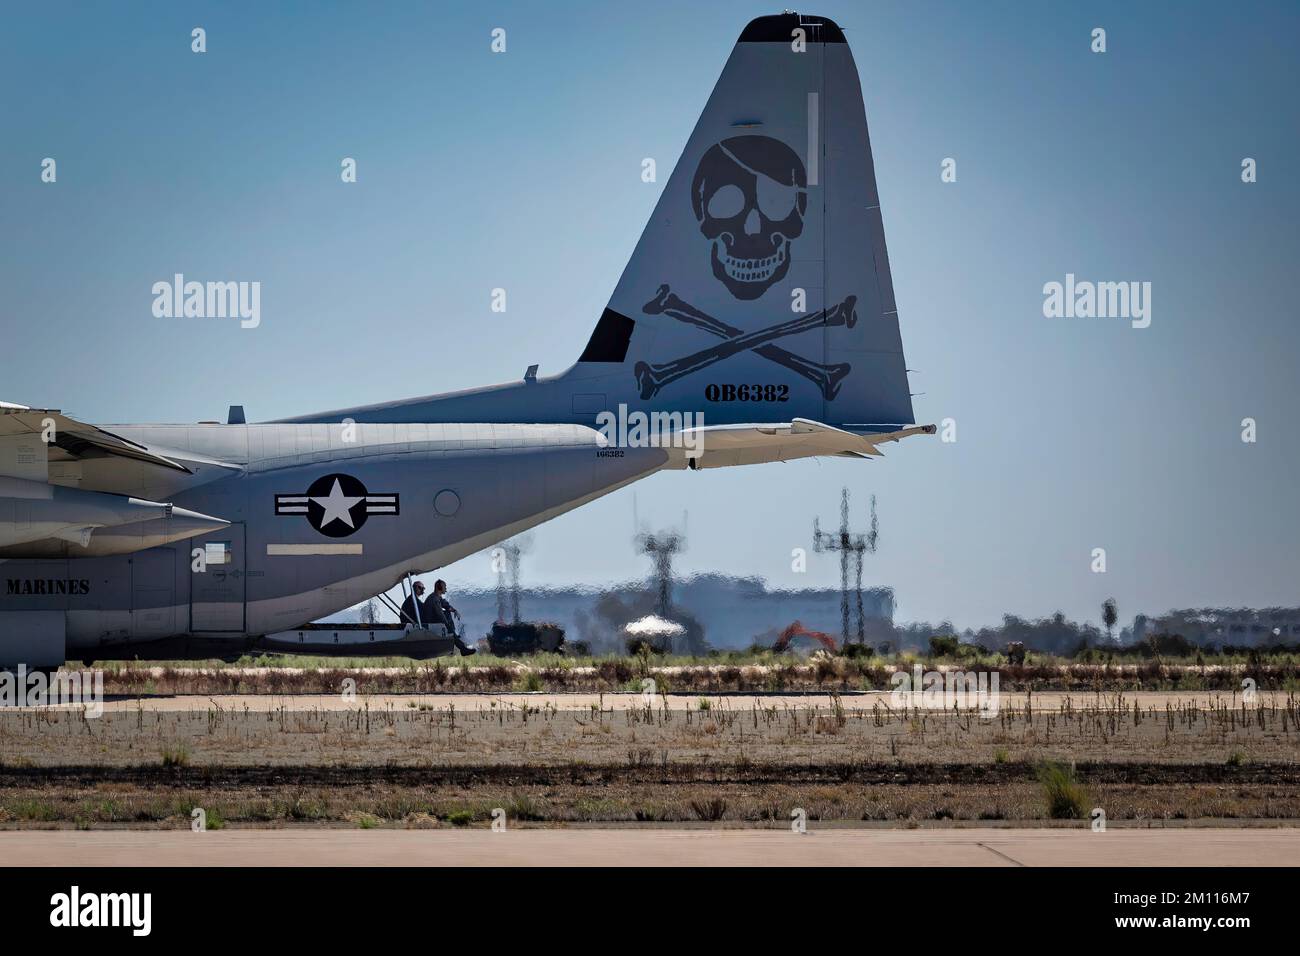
[[4, 828, 1297, 866]]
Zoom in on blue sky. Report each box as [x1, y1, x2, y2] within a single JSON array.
[[2, 1, 1297, 629]]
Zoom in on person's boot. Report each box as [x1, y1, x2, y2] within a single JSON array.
[[455, 639, 476, 657]]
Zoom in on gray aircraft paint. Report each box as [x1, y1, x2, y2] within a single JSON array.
[[0, 14, 926, 662], [2, 423, 663, 647]]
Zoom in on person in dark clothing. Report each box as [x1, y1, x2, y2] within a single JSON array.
[[422, 590, 452, 630], [398, 580, 428, 627], [396, 578, 475, 655], [432, 579, 476, 656]]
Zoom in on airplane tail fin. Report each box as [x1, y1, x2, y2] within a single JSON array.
[[572, 12, 914, 429], [279, 14, 916, 435]]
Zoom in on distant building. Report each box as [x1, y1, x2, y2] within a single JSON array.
[[1142, 608, 1300, 647]]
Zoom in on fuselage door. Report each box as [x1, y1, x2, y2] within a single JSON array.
[[131, 548, 176, 638]]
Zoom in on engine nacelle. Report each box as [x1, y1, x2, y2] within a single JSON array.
[[0, 476, 228, 558]]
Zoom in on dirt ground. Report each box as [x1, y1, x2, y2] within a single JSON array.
[[2, 691, 1294, 768], [2, 690, 1297, 827]]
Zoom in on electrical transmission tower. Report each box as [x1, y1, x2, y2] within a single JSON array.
[[493, 535, 531, 624], [813, 488, 878, 646], [635, 525, 686, 617]]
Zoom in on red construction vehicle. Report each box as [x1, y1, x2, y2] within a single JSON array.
[[773, 621, 838, 654]]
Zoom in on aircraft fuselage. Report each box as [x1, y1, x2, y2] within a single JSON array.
[[0, 422, 668, 655]]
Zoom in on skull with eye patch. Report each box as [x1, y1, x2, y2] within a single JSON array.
[[691, 135, 808, 300]]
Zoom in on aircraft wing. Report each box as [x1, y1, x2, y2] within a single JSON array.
[[0, 406, 191, 475], [0, 404, 234, 558], [669, 419, 936, 469]]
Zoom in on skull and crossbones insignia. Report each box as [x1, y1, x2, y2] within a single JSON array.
[[637, 285, 856, 400], [692, 135, 807, 301], [634, 135, 857, 400]]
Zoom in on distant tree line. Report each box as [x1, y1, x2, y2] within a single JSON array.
[[894, 605, 1300, 658]]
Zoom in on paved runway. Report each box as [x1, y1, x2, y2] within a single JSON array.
[[4, 827, 1296, 866]]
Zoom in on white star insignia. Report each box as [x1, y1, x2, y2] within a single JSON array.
[[311, 478, 364, 529]]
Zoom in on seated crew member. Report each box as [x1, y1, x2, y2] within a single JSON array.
[[398, 580, 428, 628], [431, 578, 475, 656]]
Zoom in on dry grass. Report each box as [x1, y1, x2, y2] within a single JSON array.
[[3, 692, 1298, 770], [2, 763, 1296, 827], [68, 656, 1300, 697], [4, 690, 1297, 828], [1037, 761, 1089, 819]]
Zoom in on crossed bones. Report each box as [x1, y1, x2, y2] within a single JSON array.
[[637, 284, 856, 401]]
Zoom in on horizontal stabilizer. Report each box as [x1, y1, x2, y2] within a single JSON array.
[[668, 419, 935, 469]]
